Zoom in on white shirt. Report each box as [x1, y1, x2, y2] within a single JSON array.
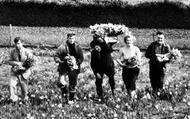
[[119, 45, 141, 62]]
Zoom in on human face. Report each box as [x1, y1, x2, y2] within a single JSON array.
[[125, 37, 133, 46], [67, 35, 76, 44], [157, 34, 165, 44], [15, 40, 23, 50]]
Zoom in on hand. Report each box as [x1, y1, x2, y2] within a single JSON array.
[[116, 59, 126, 67], [56, 59, 64, 63], [156, 54, 164, 62], [96, 73, 102, 79], [120, 63, 126, 67], [156, 54, 164, 57], [17, 65, 26, 70], [162, 55, 169, 61], [8, 61, 23, 66], [94, 45, 101, 52], [157, 56, 163, 62], [156, 54, 169, 62]]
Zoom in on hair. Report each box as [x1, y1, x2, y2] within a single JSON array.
[[124, 34, 136, 43], [67, 33, 76, 38], [14, 37, 22, 44], [156, 31, 164, 35]]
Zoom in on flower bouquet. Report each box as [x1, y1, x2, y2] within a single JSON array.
[[89, 23, 130, 37], [23, 58, 35, 69], [12, 65, 26, 75], [122, 56, 140, 68], [65, 55, 78, 71], [169, 48, 182, 62], [11, 58, 34, 75], [157, 48, 182, 63]]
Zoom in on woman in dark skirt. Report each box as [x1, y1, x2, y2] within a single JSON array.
[[117, 34, 141, 97]]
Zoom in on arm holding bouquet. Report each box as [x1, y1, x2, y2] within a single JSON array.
[[10, 49, 35, 75]]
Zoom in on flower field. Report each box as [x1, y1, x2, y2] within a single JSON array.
[[0, 47, 190, 119], [1, 26, 190, 50]]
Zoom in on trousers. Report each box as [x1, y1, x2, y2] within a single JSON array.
[[57, 69, 79, 100], [10, 69, 31, 102]]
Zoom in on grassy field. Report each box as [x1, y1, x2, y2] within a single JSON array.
[[0, 47, 190, 118], [1, 26, 190, 50]]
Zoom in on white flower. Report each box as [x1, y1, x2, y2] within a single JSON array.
[[51, 114, 55, 118], [169, 106, 173, 111], [39, 96, 44, 100], [116, 98, 121, 102], [114, 113, 118, 117], [131, 90, 137, 99], [58, 103, 62, 108], [116, 104, 120, 109], [75, 104, 79, 108], [68, 100, 74, 105], [155, 104, 159, 109], [157, 91, 161, 96], [42, 113, 46, 117], [187, 101, 190, 106], [146, 93, 151, 99], [87, 113, 92, 117]]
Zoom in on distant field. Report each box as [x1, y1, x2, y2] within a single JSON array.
[[0, 26, 190, 50]]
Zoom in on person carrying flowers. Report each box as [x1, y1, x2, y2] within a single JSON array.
[[117, 34, 141, 98], [54, 33, 84, 104], [7, 37, 35, 102], [90, 34, 118, 101], [89, 23, 130, 102], [145, 31, 171, 92]]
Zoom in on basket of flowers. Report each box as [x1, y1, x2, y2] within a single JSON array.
[[89, 23, 130, 37]]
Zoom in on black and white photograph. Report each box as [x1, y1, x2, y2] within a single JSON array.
[[0, 0, 190, 118]]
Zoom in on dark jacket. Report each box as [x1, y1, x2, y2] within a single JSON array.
[[54, 41, 83, 74], [145, 41, 170, 66], [90, 39, 114, 73]]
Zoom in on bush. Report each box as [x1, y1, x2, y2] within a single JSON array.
[[0, 1, 190, 28]]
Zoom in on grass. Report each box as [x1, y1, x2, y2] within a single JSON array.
[[1, 26, 190, 50], [0, 47, 190, 118]]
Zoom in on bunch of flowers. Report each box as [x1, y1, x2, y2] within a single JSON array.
[[170, 48, 182, 60], [89, 23, 130, 37], [23, 58, 35, 69], [11, 65, 26, 75], [65, 55, 78, 71], [11, 58, 35, 75], [122, 56, 140, 67], [163, 48, 182, 63]]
